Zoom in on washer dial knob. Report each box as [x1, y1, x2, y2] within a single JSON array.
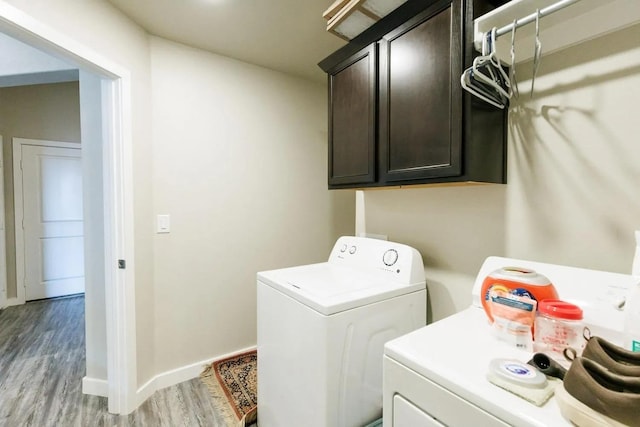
[[383, 249, 399, 266], [349, 246, 357, 254], [340, 244, 347, 253]]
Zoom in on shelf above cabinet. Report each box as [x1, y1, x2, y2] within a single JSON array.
[[474, 0, 640, 64]]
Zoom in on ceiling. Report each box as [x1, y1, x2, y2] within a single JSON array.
[[106, 0, 347, 83]]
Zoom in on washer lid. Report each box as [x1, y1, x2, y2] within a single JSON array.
[[258, 262, 425, 316]]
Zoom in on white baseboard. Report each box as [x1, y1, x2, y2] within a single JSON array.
[[136, 345, 257, 407], [6, 297, 24, 307], [82, 376, 109, 397], [136, 376, 157, 408]]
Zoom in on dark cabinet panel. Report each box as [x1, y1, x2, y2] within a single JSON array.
[[328, 45, 377, 186], [379, 3, 462, 182]]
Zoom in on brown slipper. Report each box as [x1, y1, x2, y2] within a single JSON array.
[[555, 357, 640, 427], [582, 336, 640, 377]]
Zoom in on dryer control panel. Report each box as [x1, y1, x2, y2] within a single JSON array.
[[329, 236, 425, 285]]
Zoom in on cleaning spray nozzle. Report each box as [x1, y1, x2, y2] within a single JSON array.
[[527, 353, 567, 380]]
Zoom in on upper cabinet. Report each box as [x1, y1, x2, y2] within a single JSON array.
[[320, 0, 509, 190]]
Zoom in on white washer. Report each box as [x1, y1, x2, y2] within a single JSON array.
[[383, 256, 637, 426], [257, 236, 427, 427]]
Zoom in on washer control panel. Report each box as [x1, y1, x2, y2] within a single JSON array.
[[329, 236, 424, 285]]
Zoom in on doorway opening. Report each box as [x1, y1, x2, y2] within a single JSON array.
[[0, 6, 137, 415]]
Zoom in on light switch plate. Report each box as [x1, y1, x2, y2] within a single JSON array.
[[157, 214, 170, 233]]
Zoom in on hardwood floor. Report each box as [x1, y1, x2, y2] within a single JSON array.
[[0, 296, 230, 426]]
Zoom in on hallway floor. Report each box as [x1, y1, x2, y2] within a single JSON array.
[[0, 296, 229, 426]]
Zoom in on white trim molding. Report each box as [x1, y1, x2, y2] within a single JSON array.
[[82, 376, 109, 398], [101, 72, 139, 416], [0, 135, 6, 311]]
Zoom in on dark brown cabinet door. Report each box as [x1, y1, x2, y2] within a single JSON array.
[[379, 1, 462, 183], [328, 44, 377, 187]]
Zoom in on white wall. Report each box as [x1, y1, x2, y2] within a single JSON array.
[[361, 23, 640, 323], [149, 37, 354, 373]]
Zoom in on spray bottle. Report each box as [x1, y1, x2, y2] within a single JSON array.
[[625, 230, 640, 352]]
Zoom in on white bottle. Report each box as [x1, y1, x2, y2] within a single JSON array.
[[625, 230, 640, 352], [633, 230, 640, 277]]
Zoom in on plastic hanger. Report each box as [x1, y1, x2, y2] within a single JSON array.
[[487, 28, 511, 93], [460, 70, 506, 109], [530, 9, 542, 98], [461, 28, 510, 109], [461, 38, 508, 109], [472, 29, 511, 100]]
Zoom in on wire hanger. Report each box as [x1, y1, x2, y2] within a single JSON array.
[[509, 19, 519, 99], [530, 9, 542, 98]]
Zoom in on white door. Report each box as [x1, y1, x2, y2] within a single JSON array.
[[19, 143, 84, 300]]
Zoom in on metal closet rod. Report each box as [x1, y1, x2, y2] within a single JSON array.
[[494, 0, 581, 38]]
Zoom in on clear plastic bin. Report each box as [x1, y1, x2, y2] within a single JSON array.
[[534, 299, 586, 358]]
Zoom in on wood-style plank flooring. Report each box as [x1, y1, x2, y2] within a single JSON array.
[[0, 296, 230, 426]]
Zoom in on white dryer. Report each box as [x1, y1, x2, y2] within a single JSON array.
[[257, 236, 426, 427], [383, 257, 637, 427]]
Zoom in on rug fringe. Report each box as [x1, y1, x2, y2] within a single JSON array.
[[201, 363, 215, 378]]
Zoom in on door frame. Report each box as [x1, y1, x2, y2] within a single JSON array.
[[0, 2, 137, 415], [0, 135, 6, 311], [12, 138, 82, 304]]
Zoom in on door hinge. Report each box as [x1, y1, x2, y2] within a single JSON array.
[[118, 259, 126, 269]]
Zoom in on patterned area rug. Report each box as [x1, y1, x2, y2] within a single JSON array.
[[200, 350, 257, 427]]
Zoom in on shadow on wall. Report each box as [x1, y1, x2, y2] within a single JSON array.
[[505, 23, 640, 272], [509, 97, 637, 240]]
